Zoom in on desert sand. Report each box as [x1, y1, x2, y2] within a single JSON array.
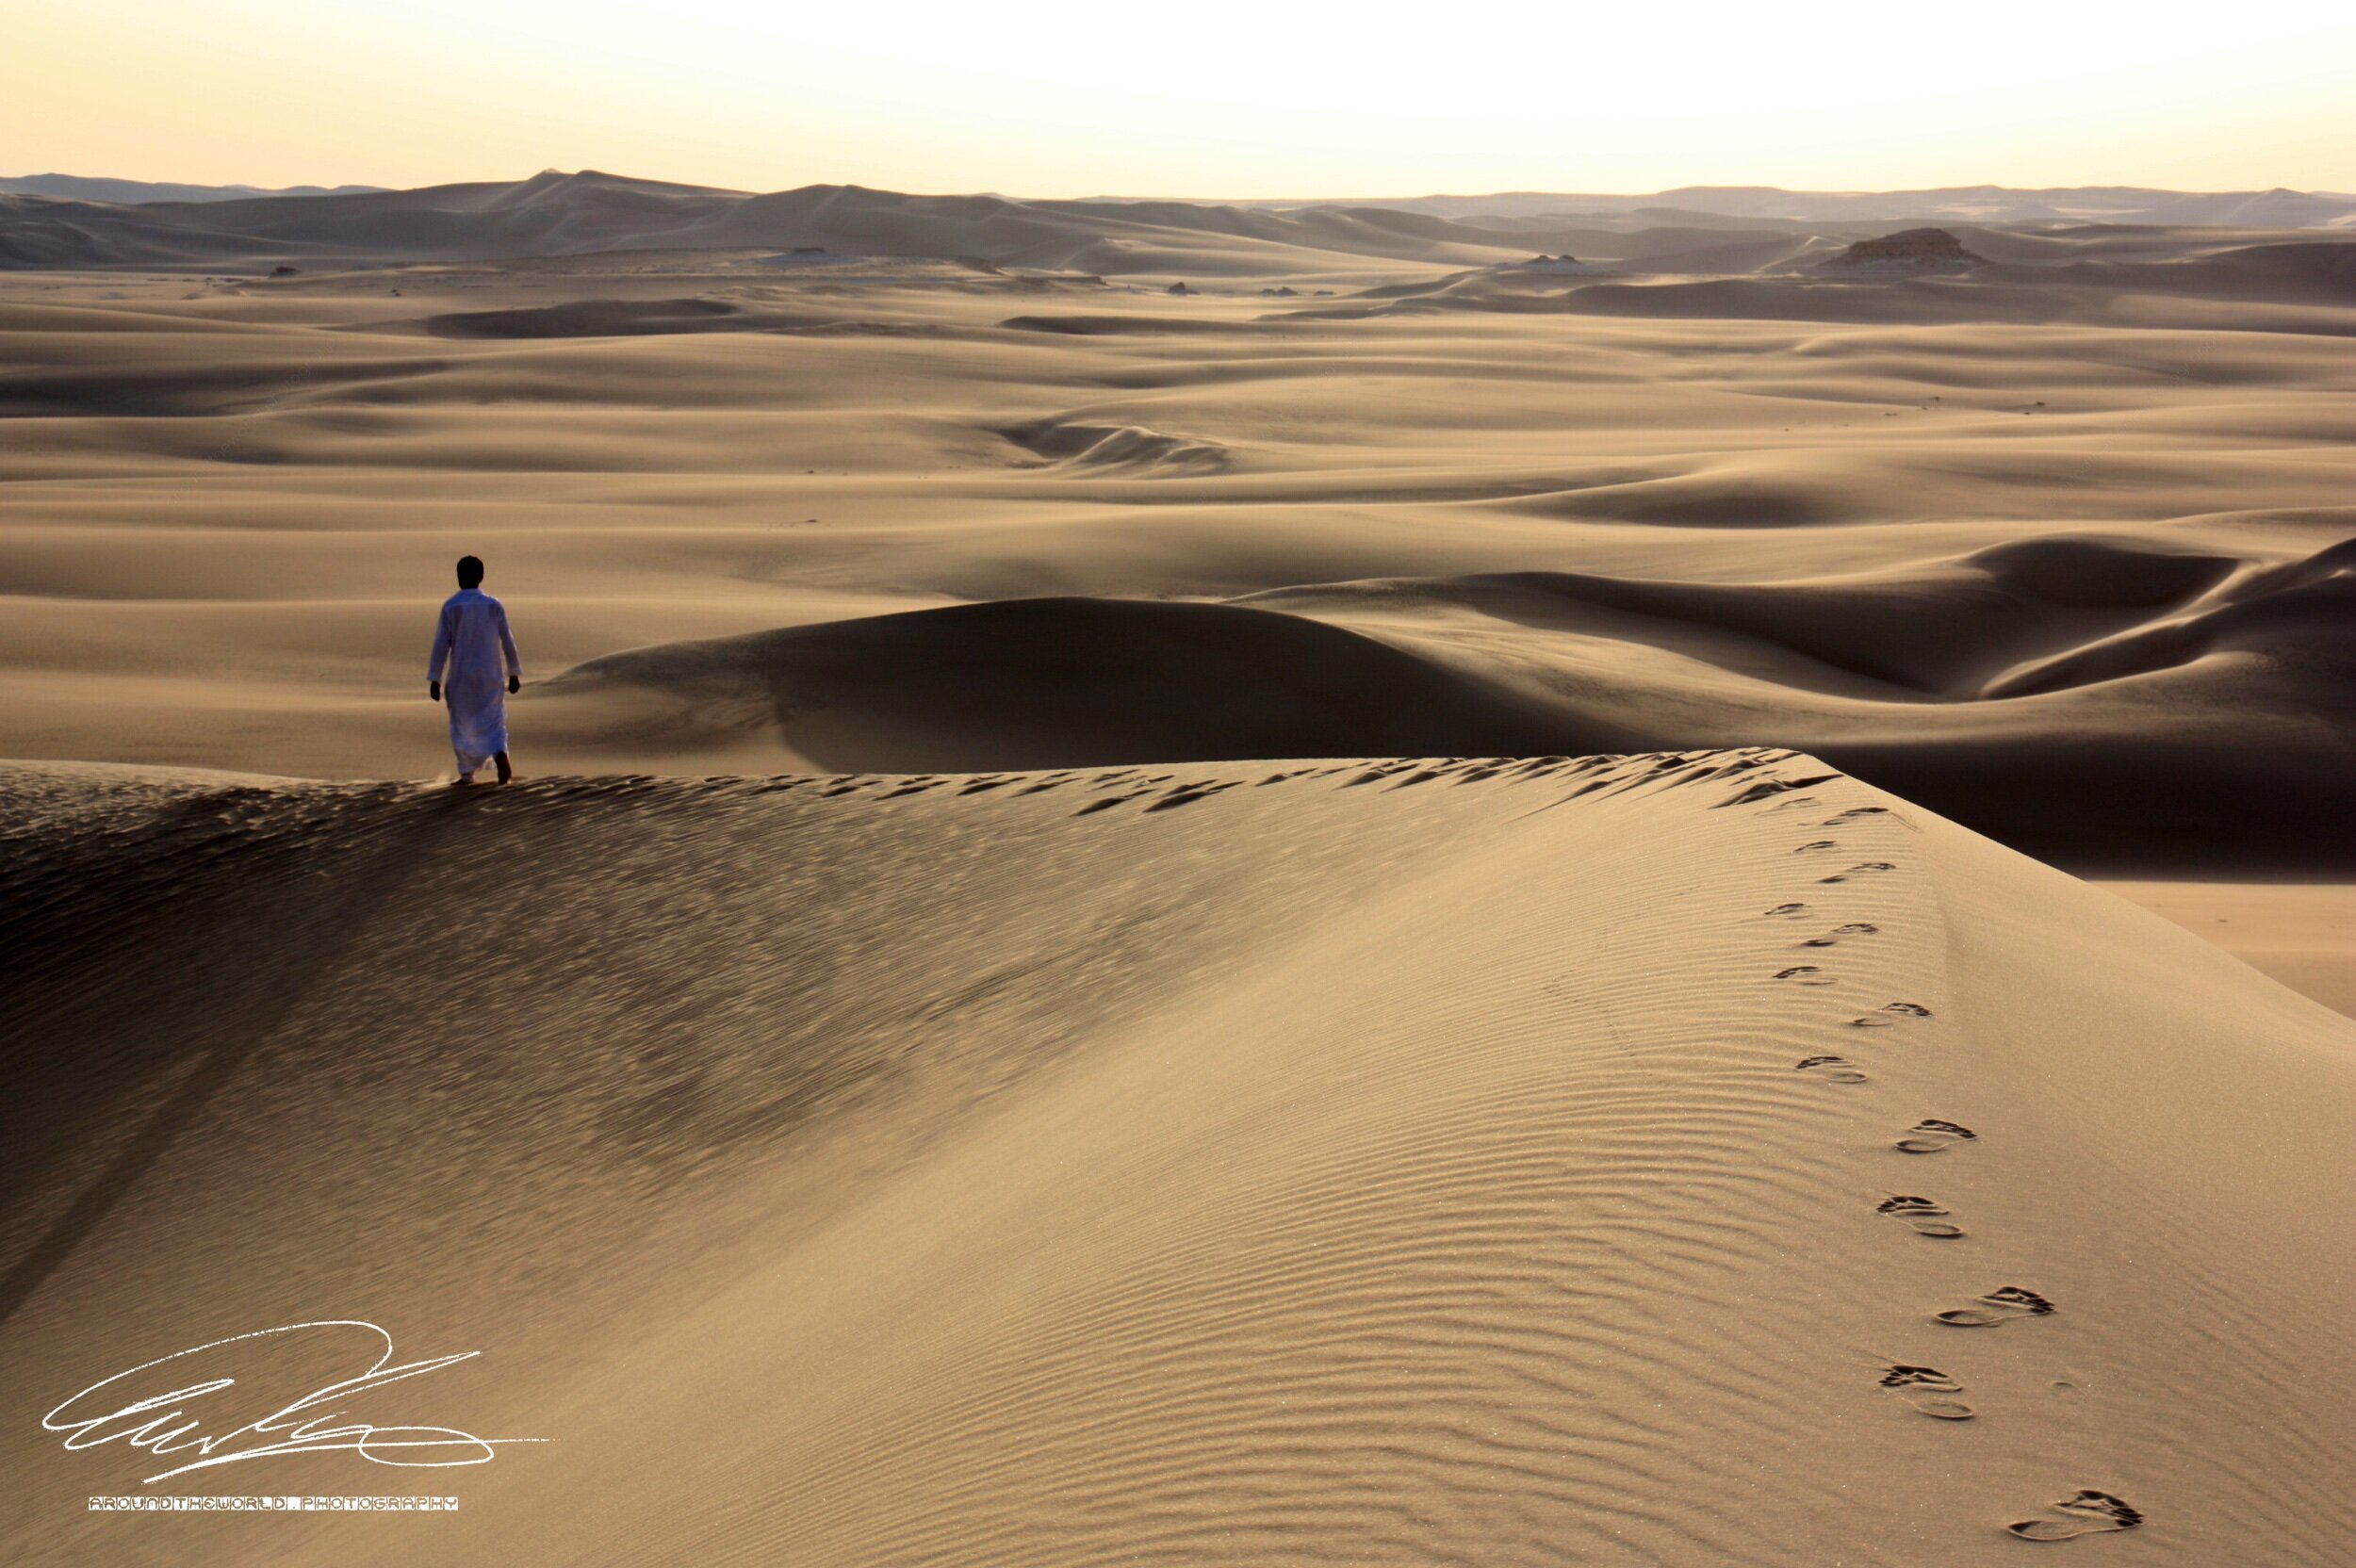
[[2101, 880, 2356, 1021], [2, 182, 2350, 865], [3, 177, 2353, 1563], [3, 752, 2352, 1565]]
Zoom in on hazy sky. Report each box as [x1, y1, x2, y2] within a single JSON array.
[[8, 0, 2354, 196]]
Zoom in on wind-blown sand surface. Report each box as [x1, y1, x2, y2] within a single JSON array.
[[3, 750, 2352, 1565]]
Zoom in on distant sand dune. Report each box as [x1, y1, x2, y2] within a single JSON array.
[[424, 296, 751, 338], [2, 253, 2351, 873], [1988, 534, 2356, 696], [546, 596, 1588, 769], [7, 172, 2356, 278], [547, 527, 2354, 864], [994, 416, 1230, 474], [1245, 534, 2239, 694], [1001, 311, 1246, 334]]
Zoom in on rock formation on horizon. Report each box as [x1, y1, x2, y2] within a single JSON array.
[[1826, 227, 1987, 268]]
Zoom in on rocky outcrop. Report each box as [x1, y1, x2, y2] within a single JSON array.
[[1826, 228, 1985, 268]]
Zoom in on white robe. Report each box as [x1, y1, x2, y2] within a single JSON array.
[[427, 588, 522, 776]]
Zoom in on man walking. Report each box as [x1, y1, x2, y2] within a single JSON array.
[[427, 555, 522, 785]]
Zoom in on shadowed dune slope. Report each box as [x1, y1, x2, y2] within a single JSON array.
[[544, 547, 2356, 867], [1, 753, 2350, 1566], [422, 297, 755, 338], [1269, 535, 2242, 695], [545, 596, 1602, 769]]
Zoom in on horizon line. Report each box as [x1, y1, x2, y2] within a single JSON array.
[[11, 169, 2356, 207]]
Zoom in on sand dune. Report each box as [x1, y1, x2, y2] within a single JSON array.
[[4, 249, 2352, 869], [8, 172, 2356, 278], [1987, 535, 2356, 696], [551, 527, 2355, 865], [0, 174, 387, 204], [1368, 184, 2356, 227], [545, 597, 1579, 770], [993, 416, 1229, 474], [18, 174, 2356, 228], [1341, 268, 2356, 333], [3, 751, 2349, 1565]]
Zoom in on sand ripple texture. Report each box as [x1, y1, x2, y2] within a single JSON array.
[[2, 749, 2351, 1565]]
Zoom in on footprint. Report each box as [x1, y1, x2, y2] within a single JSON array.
[[1819, 861, 1897, 883], [1764, 903, 1809, 918], [1792, 840, 1840, 854], [1880, 1364, 1974, 1420], [1894, 1119, 1978, 1154], [1802, 923, 1879, 948], [1796, 1054, 1869, 1084], [1848, 1001, 1934, 1027], [1936, 1286, 2054, 1327], [1824, 806, 1890, 823], [1774, 965, 1836, 986], [1879, 1195, 1964, 1238], [2006, 1491, 2143, 1541]]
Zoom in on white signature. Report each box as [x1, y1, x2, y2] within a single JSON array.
[[42, 1320, 546, 1484]]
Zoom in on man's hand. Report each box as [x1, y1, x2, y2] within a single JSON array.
[[429, 680, 440, 702], [507, 675, 520, 695]]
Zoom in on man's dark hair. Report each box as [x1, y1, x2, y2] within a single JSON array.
[[456, 555, 485, 589]]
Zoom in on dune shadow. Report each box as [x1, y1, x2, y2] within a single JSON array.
[[0, 789, 469, 1328]]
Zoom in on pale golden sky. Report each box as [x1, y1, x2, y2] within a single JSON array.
[[8, 0, 2354, 196]]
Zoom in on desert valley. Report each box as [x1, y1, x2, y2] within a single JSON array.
[[3, 165, 2352, 1565]]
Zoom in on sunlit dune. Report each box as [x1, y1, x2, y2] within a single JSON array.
[[4, 753, 2351, 1564]]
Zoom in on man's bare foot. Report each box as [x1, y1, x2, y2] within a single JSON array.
[[451, 776, 476, 788], [494, 751, 514, 785]]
